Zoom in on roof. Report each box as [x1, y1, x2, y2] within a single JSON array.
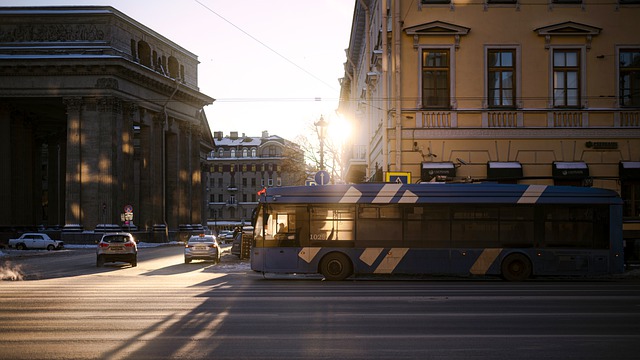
[[261, 183, 622, 205]]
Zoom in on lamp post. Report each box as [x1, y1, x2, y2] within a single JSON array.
[[314, 115, 328, 171]]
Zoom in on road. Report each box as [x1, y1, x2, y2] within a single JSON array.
[[1, 245, 640, 360]]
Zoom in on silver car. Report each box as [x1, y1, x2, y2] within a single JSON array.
[[96, 232, 138, 267], [184, 234, 220, 264]]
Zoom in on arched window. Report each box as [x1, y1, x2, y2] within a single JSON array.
[[242, 148, 248, 157], [251, 148, 257, 157], [137, 41, 151, 67], [218, 148, 224, 157], [168, 56, 179, 79], [230, 149, 236, 158]]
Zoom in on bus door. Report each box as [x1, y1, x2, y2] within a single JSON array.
[[262, 205, 304, 273], [449, 206, 501, 276]]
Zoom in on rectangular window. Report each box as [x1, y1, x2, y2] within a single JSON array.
[[309, 206, 355, 243], [218, 194, 223, 202], [251, 178, 256, 186], [217, 178, 223, 188], [543, 205, 609, 249], [488, 49, 515, 107], [620, 49, 640, 107], [357, 205, 402, 244], [553, 49, 580, 107], [451, 206, 500, 247], [256, 205, 309, 247], [422, 49, 450, 108], [405, 206, 451, 248]]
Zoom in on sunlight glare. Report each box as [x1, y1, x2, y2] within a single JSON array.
[[327, 114, 352, 145]]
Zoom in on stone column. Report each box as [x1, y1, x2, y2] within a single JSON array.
[[47, 136, 64, 228], [178, 121, 190, 226], [190, 124, 203, 226], [62, 97, 83, 231], [0, 103, 12, 226], [121, 102, 137, 230], [165, 119, 178, 230], [151, 114, 166, 231], [138, 109, 152, 231], [91, 96, 123, 231]]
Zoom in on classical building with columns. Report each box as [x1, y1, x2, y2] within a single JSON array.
[[0, 7, 215, 241]]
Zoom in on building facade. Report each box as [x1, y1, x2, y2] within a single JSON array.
[[0, 7, 215, 241], [339, 0, 640, 233], [206, 131, 305, 230]]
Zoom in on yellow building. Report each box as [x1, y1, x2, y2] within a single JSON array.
[[339, 0, 640, 238]]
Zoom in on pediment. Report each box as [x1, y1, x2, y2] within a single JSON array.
[[404, 21, 470, 36], [534, 21, 601, 36]]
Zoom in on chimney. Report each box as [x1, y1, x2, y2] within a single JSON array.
[[214, 131, 223, 140], [230, 131, 238, 140], [262, 130, 269, 139]]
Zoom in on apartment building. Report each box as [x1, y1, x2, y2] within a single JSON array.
[[340, 0, 640, 223], [205, 131, 305, 230]]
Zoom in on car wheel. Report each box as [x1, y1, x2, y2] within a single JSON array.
[[131, 259, 137, 267], [46, 244, 55, 251], [96, 255, 105, 267], [319, 253, 352, 281], [16, 243, 26, 250], [501, 253, 532, 282], [184, 258, 191, 264]]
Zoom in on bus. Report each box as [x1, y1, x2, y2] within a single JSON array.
[[251, 183, 624, 281]]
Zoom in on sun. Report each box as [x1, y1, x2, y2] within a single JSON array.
[[326, 114, 352, 145]]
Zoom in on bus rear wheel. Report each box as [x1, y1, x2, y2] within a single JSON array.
[[501, 253, 532, 281], [320, 253, 352, 281]]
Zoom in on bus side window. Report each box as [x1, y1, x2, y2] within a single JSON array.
[[309, 205, 355, 244]]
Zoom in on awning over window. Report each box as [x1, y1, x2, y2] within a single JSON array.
[[421, 162, 456, 181], [552, 161, 589, 179], [486, 161, 523, 180], [620, 161, 640, 181]]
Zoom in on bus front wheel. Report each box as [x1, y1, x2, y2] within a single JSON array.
[[501, 253, 532, 281], [320, 253, 352, 281]]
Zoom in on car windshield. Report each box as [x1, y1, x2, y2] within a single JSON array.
[[103, 235, 129, 243]]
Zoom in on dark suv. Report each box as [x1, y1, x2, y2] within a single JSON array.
[[96, 232, 138, 267]]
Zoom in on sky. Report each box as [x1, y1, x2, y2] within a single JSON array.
[[0, 0, 355, 142]]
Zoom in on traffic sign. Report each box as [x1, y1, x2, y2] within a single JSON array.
[[385, 171, 411, 184], [314, 170, 330, 185]]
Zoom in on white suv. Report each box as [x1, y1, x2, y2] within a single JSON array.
[[96, 232, 138, 267]]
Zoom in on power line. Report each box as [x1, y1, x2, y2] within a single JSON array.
[[193, 0, 338, 91]]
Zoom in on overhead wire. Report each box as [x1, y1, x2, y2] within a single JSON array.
[[193, 0, 338, 91]]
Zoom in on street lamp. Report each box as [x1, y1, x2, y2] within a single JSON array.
[[314, 115, 328, 170]]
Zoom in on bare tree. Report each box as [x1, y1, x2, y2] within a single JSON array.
[[293, 122, 345, 184]]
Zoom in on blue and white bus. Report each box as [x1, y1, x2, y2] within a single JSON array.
[[251, 183, 624, 281]]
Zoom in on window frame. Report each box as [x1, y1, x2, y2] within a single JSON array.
[[550, 47, 584, 109], [420, 47, 454, 109], [486, 48, 518, 108], [618, 48, 640, 107]]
